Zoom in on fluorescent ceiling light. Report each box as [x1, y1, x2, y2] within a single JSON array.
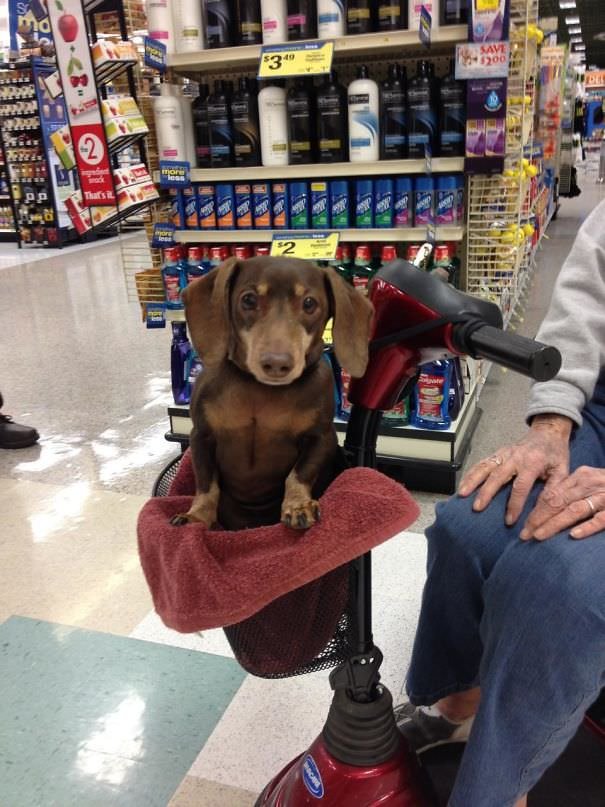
[[558, 0, 576, 7], [568, 25, 581, 34], [565, 15, 580, 24], [573, 44, 587, 50], [569, 35, 583, 42]]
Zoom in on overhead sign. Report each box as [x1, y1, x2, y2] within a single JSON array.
[[455, 41, 511, 80], [259, 41, 334, 78], [47, 0, 115, 206], [586, 70, 605, 89]]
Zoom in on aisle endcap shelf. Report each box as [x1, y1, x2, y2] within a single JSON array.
[[173, 226, 466, 244], [167, 25, 468, 74]]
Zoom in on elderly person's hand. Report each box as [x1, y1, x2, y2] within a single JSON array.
[[458, 414, 573, 529]]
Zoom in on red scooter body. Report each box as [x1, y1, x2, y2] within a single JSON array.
[[257, 734, 431, 806]]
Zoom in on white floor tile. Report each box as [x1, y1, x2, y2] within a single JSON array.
[[130, 610, 235, 658]]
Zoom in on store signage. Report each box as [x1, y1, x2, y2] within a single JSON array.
[[258, 41, 334, 79], [455, 41, 510, 80], [419, 6, 432, 47], [159, 161, 191, 188], [47, 0, 115, 206], [146, 304, 166, 329], [144, 37, 167, 73], [9, 0, 54, 52], [151, 222, 176, 247], [465, 77, 507, 175], [270, 231, 340, 260], [586, 70, 605, 89], [469, 0, 510, 43]]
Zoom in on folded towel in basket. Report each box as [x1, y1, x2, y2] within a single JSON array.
[[137, 451, 420, 675]]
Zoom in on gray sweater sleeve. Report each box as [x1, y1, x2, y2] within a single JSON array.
[[526, 198, 605, 427]]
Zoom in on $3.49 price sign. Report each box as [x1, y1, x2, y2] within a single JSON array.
[[259, 41, 334, 78], [270, 232, 340, 261]]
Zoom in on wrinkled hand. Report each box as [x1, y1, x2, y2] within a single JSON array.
[[458, 414, 573, 527], [519, 465, 605, 541]]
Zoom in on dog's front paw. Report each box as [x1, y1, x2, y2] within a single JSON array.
[[170, 512, 210, 527], [281, 499, 321, 530]]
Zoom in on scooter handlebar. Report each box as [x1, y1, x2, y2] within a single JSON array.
[[453, 322, 562, 382]]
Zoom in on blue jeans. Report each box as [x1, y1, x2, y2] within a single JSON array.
[[406, 378, 605, 807]]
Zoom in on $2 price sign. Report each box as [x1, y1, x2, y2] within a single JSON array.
[[270, 232, 340, 261]]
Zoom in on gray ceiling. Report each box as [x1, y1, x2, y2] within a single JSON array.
[[539, 0, 605, 68]]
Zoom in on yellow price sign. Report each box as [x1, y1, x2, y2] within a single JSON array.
[[258, 41, 334, 78], [270, 232, 340, 261]]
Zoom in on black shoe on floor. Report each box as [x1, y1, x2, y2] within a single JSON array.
[[0, 413, 39, 449]]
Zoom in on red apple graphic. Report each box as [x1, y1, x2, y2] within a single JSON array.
[[58, 13, 79, 42]]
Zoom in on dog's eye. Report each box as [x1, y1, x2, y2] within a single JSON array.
[[303, 297, 318, 314], [241, 292, 258, 310]]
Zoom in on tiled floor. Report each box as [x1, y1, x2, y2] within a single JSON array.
[[0, 186, 603, 806]]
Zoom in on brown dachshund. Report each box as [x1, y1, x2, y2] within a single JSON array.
[[172, 256, 374, 531]]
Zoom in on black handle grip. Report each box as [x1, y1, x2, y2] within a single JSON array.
[[455, 323, 562, 382]]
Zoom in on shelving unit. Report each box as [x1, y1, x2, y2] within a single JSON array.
[[167, 25, 468, 75], [173, 226, 465, 243]]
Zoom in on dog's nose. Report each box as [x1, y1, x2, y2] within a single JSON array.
[[260, 352, 294, 378]]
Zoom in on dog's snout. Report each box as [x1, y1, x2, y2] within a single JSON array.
[[260, 352, 295, 379]]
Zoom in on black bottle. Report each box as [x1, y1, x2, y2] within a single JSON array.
[[207, 79, 234, 168], [442, 0, 468, 24], [287, 78, 315, 164], [287, 0, 317, 40], [237, 0, 262, 44], [315, 70, 348, 163], [378, 1, 406, 31], [232, 77, 261, 166], [439, 60, 466, 157], [380, 63, 407, 159], [192, 82, 211, 168], [407, 60, 437, 159], [347, 0, 373, 35], [206, 0, 234, 48]]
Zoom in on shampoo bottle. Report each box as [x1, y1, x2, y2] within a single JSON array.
[[261, 0, 288, 43], [146, 0, 175, 53], [317, 0, 345, 37], [207, 79, 234, 167], [178, 88, 197, 166], [287, 0, 317, 40], [439, 59, 466, 157], [258, 81, 289, 166], [378, 0, 406, 30], [348, 65, 380, 163], [380, 63, 407, 159], [154, 84, 186, 162], [206, 0, 234, 47], [172, 0, 204, 52], [346, 0, 373, 34], [407, 59, 436, 159], [316, 71, 347, 162], [192, 83, 211, 168], [232, 77, 261, 166], [287, 78, 315, 164], [237, 0, 262, 44]]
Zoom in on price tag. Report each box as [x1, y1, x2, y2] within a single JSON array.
[[455, 42, 510, 80], [270, 231, 340, 260], [259, 41, 334, 78]]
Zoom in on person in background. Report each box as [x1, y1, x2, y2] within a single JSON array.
[[395, 198, 605, 807], [0, 392, 39, 449]]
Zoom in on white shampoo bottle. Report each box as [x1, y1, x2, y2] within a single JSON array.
[[261, 0, 288, 44], [154, 84, 186, 162], [146, 0, 176, 53], [258, 82, 289, 166], [173, 0, 205, 52], [348, 65, 380, 162], [317, 0, 345, 38]]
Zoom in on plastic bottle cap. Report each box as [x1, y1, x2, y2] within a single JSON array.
[[381, 245, 397, 261], [356, 245, 371, 260], [188, 246, 204, 260]]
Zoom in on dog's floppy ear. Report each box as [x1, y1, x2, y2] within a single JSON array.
[[322, 268, 374, 378], [181, 257, 240, 365]]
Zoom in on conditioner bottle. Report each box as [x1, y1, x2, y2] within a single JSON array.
[[258, 81, 289, 166], [348, 65, 380, 163], [261, 0, 288, 43], [316, 71, 347, 162]]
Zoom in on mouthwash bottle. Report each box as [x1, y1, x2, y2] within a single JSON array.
[[448, 356, 465, 420], [171, 322, 192, 405], [162, 247, 185, 309], [412, 360, 453, 430], [352, 244, 373, 293]]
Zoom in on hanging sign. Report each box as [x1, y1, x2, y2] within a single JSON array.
[[151, 222, 176, 247], [270, 232, 340, 260], [259, 41, 334, 79], [464, 77, 507, 175], [586, 70, 605, 89], [419, 6, 432, 47], [144, 37, 167, 72], [159, 161, 191, 188], [47, 0, 115, 206], [455, 41, 510, 80]]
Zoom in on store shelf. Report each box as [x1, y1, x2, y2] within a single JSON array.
[[158, 157, 464, 184], [107, 131, 147, 156], [95, 59, 136, 85], [174, 226, 465, 243], [167, 25, 468, 74]]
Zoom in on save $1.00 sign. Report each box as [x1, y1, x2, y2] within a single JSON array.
[[48, 0, 116, 206]]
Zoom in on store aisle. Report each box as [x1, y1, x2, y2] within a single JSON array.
[[0, 187, 601, 806]]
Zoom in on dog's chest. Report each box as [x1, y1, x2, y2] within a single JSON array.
[[204, 385, 317, 438]]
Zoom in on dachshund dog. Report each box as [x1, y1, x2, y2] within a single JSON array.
[[172, 256, 374, 532]]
